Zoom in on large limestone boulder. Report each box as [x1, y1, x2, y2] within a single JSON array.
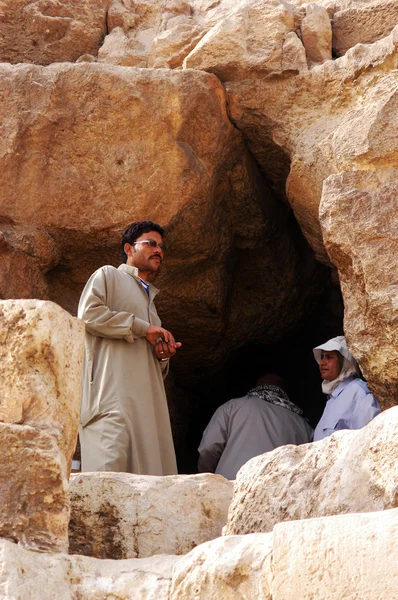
[[69, 472, 233, 559], [0, 300, 83, 552], [320, 171, 398, 406], [170, 532, 273, 599], [0, 539, 179, 600], [0, 0, 109, 65], [224, 407, 398, 536], [0, 299, 84, 464]]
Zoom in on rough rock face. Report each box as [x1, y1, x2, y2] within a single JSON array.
[[0, 0, 109, 65], [0, 539, 179, 600], [0, 300, 83, 552], [332, 0, 398, 57], [69, 472, 233, 559], [300, 3, 332, 64], [320, 171, 398, 406], [0, 299, 84, 464], [0, 424, 69, 553], [183, 0, 304, 80], [224, 407, 398, 536], [96, 0, 398, 72], [170, 532, 273, 599]]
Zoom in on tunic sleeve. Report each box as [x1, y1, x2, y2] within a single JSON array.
[[78, 267, 150, 342], [197, 405, 229, 474]]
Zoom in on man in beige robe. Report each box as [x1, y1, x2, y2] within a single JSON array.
[[78, 221, 180, 475]]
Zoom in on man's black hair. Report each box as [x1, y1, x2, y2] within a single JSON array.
[[121, 220, 165, 263]]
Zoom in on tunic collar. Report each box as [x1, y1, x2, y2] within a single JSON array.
[[117, 263, 160, 294]]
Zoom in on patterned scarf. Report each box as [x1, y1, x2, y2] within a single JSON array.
[[247, 384, 304, 417]]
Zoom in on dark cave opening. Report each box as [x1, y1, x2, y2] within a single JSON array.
[[173, 281, 345, 475]]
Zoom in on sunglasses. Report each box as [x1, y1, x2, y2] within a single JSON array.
[[133, 239, 167, 252]]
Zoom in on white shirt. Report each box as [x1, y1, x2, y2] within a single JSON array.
[[313, 376, 380, 442]]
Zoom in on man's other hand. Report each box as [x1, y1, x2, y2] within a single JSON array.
[[154, 339, 182, 360], [146, 325, 176, 347]]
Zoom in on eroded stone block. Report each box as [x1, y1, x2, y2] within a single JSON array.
[[69, 472, 233, 559]]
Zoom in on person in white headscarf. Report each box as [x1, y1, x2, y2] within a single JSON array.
[[313, 335, 380, 441]]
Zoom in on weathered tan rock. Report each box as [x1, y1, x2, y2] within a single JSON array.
[[183, 0, 297, 80], [272, 508, 398, 600], [224, 406, 398, 535], [333, 0, 398, 57], [99, 0, 209, 68], [301, 3, 332, 64], [0, 299, 84, 464], [69, 472, 233, 559], [320, 171, 398, 406], [98, 27, 148, 67], [170, 532, 273, 600], [227, 25, 398, 253], [0, 539, 179, 599], [281, 32, 308, 72], [0, 423, 69, 553], [0, 0, 109, 65]]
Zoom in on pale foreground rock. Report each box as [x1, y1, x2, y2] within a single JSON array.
[[0, 0, 109, 65], [0, 300, 84, 464], [0, 539, 179, 600], [224, 407, 398, 535], [173, 507, 398, 599], [320, 171, 398, 406], [0, 424, 69, 553], [69, 472, 233, 559], [183, 0, 302, 80], [2, 508, 398, 599], [0, 300, 83, 552], [272, 508, 398, 600], [170, 532, 273, 600]]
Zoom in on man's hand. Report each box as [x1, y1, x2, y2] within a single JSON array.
[[146, 325, 176, 347], [154, 339, 182, 360]]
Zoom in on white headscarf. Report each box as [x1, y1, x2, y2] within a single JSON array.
[[313, 336, 359, 394]]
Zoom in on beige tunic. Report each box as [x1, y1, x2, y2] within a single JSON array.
[[78, 263, 177, 475]]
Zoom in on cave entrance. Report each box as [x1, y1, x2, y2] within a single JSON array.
[[174, 282, 344, 474]]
